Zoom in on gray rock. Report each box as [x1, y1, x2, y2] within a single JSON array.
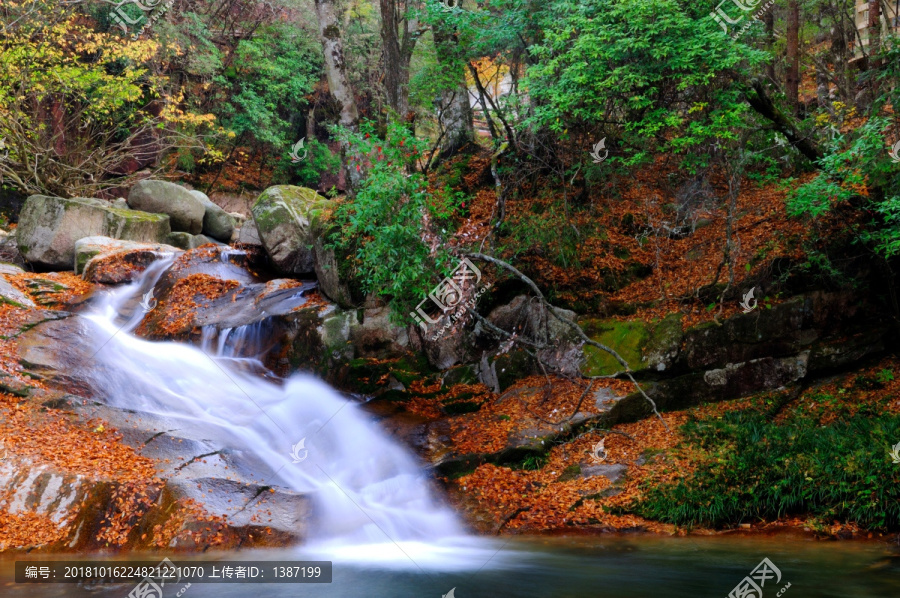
[[128, 180, 205, 234], [0, 230, 24, 268], [0, 269, 36, 308], [165, 231, 193, 250], [111, 198, 129, 210], [237, 219, 262, 246], [74, 236, 181, 275], [75, 236, 181, 283], [475, 294, 581, 377], [190, 190, 235, 242], [251, 185, 330, 274], [313, 236, 357, 308], [0, 263, 24, 276], [188, 190, 210, 203], [484, 295, 578, 345], [16, 195, 171, 269], [348, 305, 410, 359], [577, 463, 628, 484], [189, 234, 225, 249]]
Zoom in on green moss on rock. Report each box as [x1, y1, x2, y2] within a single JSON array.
[[581, 319, 649, 376]]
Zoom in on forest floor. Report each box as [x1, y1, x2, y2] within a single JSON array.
[[418, 356, 900, 539]]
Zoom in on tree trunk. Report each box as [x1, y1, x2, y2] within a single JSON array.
[[744, 79, 822, 162], [313, 0, 360, 189], [868, 0, 882, 67], [433, 18, 474, 157], [815, 60, 831, 113], [437, 86, 474, 156], [786, 0, 800, 114], [313, 0, 358, 129], [379, 0, 418, 121], [763, 10, 776, 85], [306, 107, 316, 140]]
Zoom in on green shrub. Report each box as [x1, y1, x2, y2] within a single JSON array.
[[327, 120, 464, 322], [632, 410, 900, 529]]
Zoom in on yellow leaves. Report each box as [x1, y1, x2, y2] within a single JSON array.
[[688, 102, 708, 114]]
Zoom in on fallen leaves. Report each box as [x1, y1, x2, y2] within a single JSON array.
[[7, 271, 93, 309]]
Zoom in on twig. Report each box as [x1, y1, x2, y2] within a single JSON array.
[[465, 252, 670, 432]]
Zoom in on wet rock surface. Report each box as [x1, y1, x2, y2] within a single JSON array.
[[75, 236, 183, 283]]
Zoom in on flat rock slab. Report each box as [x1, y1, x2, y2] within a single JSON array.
[[31, 393, 310, 540], [75, 236, 182, 283]]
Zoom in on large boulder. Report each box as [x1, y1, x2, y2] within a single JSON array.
[[189, 190, 235, 242], [251, 186, 330, 275], [313, 236, 361, 308], [348, 304, 410, 359], [128, 180, 205, 234], [237, 219, 262, 246], [16, 195, 171, 270]]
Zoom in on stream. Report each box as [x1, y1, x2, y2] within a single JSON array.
[[78, 255, 462, 545], [3, 256, 899, 597]]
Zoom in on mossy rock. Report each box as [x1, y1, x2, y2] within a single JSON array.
[[580, 319, 649, 376], [17, 195, 171, 269], [492, 350, 538, 392], [336, 354, 435, 396], [581, 314, 683, 376], [443, 365, 478, 386], [127, 180, 205, 234], [251, 185, 332, 275], [441, 401, 483, 415]]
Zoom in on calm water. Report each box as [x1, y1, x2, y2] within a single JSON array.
[[2, 534, 898, 597]]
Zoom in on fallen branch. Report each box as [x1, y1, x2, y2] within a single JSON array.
[[465, 252, 670, 432]]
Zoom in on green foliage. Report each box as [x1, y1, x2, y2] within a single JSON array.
[[208, 22, 322, 147], [328, 121, 463, 321], [633, 410, 900, 530], [787, 117, 900, 258], [523, 0, 766, 168], [272, 139, 341, 189], [520, 452, 550, 471]]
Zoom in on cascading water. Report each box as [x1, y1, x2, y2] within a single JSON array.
[[78, 254, 465, 551]]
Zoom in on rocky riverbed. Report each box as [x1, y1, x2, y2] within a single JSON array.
[[0, 181, 895, 553]]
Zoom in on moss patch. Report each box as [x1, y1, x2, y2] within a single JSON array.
[[581, 318, 649, 376]]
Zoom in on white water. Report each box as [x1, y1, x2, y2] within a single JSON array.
[[79, 256, 465, 550]]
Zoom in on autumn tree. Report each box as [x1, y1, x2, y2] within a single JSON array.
[[0, 1, 211, 197]]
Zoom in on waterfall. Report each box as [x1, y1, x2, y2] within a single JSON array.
[[79, 255, 464, 547]]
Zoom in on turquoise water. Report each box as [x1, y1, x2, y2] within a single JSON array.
[[2, 534, 898, 597]]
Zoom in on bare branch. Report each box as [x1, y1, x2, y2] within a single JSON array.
[[465, 251, 670, 432]]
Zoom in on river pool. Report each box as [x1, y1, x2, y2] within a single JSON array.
[[2, 533, 898, 597]]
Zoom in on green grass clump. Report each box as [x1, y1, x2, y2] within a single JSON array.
[[632, 410, 900, 530]]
